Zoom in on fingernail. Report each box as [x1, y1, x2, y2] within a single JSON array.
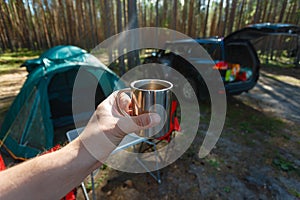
[[150, 113, 161, 124]]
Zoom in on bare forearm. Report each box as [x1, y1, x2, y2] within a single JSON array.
[[0, 91, 160, 200], [0, 139, 101, 200]]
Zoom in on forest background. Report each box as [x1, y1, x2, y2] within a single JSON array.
[[1, 0, 299, 52]]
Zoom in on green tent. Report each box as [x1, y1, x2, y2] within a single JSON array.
[[0, 45, 123, 160]]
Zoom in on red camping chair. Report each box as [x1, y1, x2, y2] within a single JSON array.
[[133, 100, 180, 182], [0, 153, 6, 171], [156, 100, 181, 142], [138, 100, 180, 154]]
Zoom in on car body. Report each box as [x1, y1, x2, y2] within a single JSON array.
[[144, 23, 300, 101], [144, 37, 260, 101]]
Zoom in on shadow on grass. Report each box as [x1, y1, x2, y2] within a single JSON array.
[[261, 64, 300, 80]]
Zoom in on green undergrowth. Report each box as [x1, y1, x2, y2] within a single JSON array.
[[0, 50, 40, 75]]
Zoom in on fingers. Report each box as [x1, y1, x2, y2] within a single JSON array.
[[117, 113, 161, 134], [118, 92, 131, 113], [108, 90, 162, 135], [132, 113, 161, 129]]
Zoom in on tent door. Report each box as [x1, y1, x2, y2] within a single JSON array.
[[48, 68, 105, 144]]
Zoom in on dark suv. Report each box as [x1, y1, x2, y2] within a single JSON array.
[[144, 23, 300, 101], [144, 37, 260, 101]]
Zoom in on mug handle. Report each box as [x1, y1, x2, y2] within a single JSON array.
[[116, 88, 131, 118]]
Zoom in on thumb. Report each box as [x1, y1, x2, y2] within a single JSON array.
[[118, 113, 161, 134]]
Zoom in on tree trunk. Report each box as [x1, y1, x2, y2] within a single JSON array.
[[222, 0, 230, 36], [86, 0, 94, 47], [10, 2, 21, 49], [181, 0, 188, 34], [92, 0, 99, 44], [36, 0, 51, 48], [172, 0, 178, 30], [15, 1, 31, 49], [44, 0, 56, 46], [25, 0, 39, 50], [0, 2, 14, 51], [111, 0, 116, 36], [155, 0, 159, 27], [278, 0, 288, 22], [75, 0, 83, 46], [161, 0, 169, 28], [253, 0, 262, 24], [271, 0, 279, 23], [0, 9, 6, 50], [209, 3, 217, 36], [228, 0, 237, 34], [278, 0, 288, 23], [80, 0, 90, 48], [216, 0, 224, 36], [265, 0, 273, 22], [288, 0, 299, 24], [32, 0, 44, 49], [58, 0, 68, 46], [187, 0, 194, 36], [203, 0, 211, 37], [127, 0, 140, 68], [260, 0, 268, 22], [71, 0, 80, 46], [116, 0, 123, 34], [237, 0, 246, 30], [116, 0, 125, 75], [51, 0, 61, 45]]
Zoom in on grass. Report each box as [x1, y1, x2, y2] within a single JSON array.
[[0, 50, 40, 63], [288, 188, 300, 198], [207, 157, 220, 169], [0, 63, 25, 75], [225, 98, 286, 137], [0, 50, 40, 75], [1, 49, 41, 56], [272, 155, 297, 172], [223, 186, 231, 193], [259, 53, 297, 68], [262, 71, 300, 87]]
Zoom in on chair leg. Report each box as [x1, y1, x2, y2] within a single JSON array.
[[135, 140, 161, 184], [81, 182, 90, 200], [90, 173, 96, 200], [135, 157, 161, 184]]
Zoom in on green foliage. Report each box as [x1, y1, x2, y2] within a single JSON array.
[[259, 54, 297, 68], [239, 121, 255, 134], [208, 158, 220, 168], [288, 188, 300, 198], [205, 156, 222, 171], [272, 155, 296, 172], [223, 186, 231, 193], [225, 99, 285, 137], [1, 50, 41, 60], [0, 63, 21, 75], [0, 50, 40, 75], [0, 51, 40, 65], [249, 115, 284, 136]]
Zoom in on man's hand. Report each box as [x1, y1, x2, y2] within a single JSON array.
[[79, 91, 161, 162]]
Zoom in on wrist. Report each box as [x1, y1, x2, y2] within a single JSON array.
[[77, 125, 118, 163]]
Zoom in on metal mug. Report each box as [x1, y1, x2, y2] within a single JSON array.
[[117, 79, 173, 138]]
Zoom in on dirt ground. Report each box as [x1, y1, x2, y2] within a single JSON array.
[[0, 68, 27, 126], [84, 65, 300, 200], [0, 66, 300, 199]]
